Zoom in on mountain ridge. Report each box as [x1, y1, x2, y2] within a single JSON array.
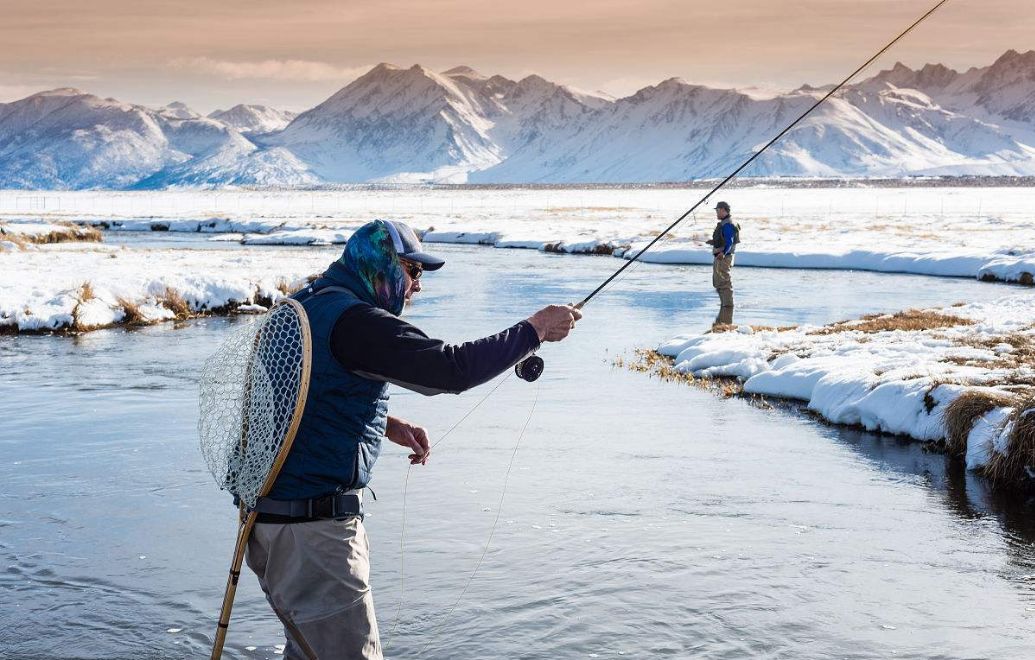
[[1, 51, 1034, 188]]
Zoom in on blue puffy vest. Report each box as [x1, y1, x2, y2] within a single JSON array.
[[265, 282, 390, 500]]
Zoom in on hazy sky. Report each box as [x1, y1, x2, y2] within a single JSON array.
[[1, 0, 1032, 113]]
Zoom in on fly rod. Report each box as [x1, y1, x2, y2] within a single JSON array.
[[578, 0, 949, 308], [514, 0, 949, 382]]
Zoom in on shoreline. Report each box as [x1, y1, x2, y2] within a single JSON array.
[[633, 299, 1035, 490]]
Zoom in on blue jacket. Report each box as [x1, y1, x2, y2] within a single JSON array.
[[264, 220, 539, 501], [267, 271, 389, 500]]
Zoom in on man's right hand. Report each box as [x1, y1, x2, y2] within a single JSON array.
[[527, 304, 582, 342]]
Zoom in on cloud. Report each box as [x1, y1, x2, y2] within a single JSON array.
[[170, 57, 369, 82]]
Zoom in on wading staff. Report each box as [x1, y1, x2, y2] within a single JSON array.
[[514, 0, 949, 381]]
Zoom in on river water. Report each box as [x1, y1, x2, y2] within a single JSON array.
[[2, 243, 1034, 659]]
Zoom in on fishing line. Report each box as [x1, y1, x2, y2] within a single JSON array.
[[383, 369, 514, 651], [415, 379, 540, 657], [388, 1, 948, 653], [576, 0, 950, 309]]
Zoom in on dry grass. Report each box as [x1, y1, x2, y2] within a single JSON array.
[[70, 281, 98, 332], [2, 222, 103, 245], [157, 287, 191, 320], [617, 349, 744, 398], [949, 331, 1035, 371], [78, 281, 96, 302], [943, 390, 1019, 458], [983, 400, 1035, 485], [116, 297, 149, 326], [1, 232, 30, 250], [809, 309, 974, 335]]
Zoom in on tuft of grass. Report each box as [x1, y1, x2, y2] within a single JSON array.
[[809, 309, 974, 335], [983, 400, 1035, 486], [116, 297, 149, 326], [70, 281, 99, 332], [157, 287, 191, 320], [79, 281, 96, 302], [1, 231, 30, 250], [618, 349, 744, 397], [943, 390, 1018, 458]]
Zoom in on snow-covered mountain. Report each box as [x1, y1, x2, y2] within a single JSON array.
[[1, 51, 1034, 188], [208, 104, 296, 134], [259, 63, 505, 182], [859, 50, 1035, 125], [0, 89, 313, 189]]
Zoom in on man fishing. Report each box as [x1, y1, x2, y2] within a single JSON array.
[[244, 219, 581, 659], [706, 201, 738, 326]]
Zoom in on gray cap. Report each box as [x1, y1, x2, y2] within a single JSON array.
[[385, 220, 445, 271], [714, 201, 730, 211]]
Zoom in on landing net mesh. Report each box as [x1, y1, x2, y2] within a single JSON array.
[[198, 301, 310, 509]]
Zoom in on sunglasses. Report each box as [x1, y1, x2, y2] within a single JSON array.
[[401, 259, 423, 280]]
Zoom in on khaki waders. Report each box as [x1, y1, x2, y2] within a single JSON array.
[[712, 254, 735, 325], [246, 516, 382, 660]]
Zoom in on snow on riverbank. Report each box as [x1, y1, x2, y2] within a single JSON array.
[[0, 244, 332, 332], [622, 243, 1035, 284], [653, 296, 1035, 482], [0, 220, 101, 249], [4, 186, 1032, 282]]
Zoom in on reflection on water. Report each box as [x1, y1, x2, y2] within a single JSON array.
[[1, 243, 1034, 659]]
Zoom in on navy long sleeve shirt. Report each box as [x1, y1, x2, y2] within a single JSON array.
[[330, 304, 541, 395]]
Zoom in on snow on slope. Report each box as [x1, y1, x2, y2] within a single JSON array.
[[209, 104, 296, 134], [261, 63, 505, 182], [2, 51, 1035, 187], [0, 89, 171, 189]]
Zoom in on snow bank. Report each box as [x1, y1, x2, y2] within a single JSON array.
[[4, 187, 1034, 283], [0, 245, 328, 332], [656, 295, 1035, 474], [0, 220, 100, 245], [81, 217, 298, 234], [624, 243, 1035, 284]]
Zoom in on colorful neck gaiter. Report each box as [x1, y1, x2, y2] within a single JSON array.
[[337, 220, 408, 316]]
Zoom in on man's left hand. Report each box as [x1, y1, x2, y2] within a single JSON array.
[[386, 416, 430, 465]]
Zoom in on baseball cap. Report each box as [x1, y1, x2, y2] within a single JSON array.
[[384, 220, 445, 271], [714, 201, 730, 211]]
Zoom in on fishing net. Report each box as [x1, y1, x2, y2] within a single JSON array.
[[198, 300, 311, 509]]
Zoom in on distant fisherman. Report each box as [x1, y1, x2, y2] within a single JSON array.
[[706, 201, 739, 326]]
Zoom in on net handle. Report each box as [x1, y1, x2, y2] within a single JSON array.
[[210, 298, 313, 660]]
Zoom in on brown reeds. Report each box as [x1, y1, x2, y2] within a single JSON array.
[[809, 309, 974, 335], [943, 390, 1018, 458], [1, 222, 103, 245], [983, 399, 1035, 485], [157, 287, 192, 320], [116, 297, 148, 326]]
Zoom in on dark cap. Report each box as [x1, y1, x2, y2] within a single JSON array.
[[385, 220, 445, 271], [714, 201, 730, 211]]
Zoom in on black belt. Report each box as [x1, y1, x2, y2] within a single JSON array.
[[252, 491, 363, 524]]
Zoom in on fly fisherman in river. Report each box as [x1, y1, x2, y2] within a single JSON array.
[[706, 201, 738, 327], [244, 219, 581, 659]]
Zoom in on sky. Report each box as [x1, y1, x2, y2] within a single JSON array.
[[1, 0, 1032, 113]]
